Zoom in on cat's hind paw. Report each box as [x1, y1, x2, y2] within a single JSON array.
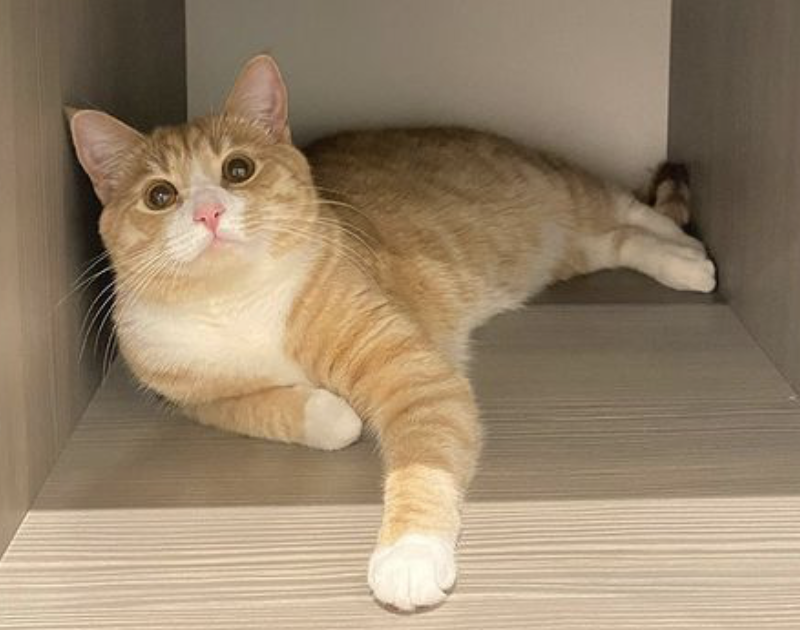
[[660, 249, 717, 293]]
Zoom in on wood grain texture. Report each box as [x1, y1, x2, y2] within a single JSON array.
[[2, 304, 800, 628], [0, 0, 30, 564], [669, 0, 800, 392], [0, 0, 186, 557]]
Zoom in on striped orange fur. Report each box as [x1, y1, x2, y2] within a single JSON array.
[[68, 54, 715, 612]]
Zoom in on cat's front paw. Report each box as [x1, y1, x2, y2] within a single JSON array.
[[302, 389, 362, 450], [368, 534, 456, 612]]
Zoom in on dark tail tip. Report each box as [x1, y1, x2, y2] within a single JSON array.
[[648, 162, 689, 204]]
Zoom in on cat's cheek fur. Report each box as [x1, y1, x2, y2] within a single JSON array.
[[302, 389, 363, 450], [368, 534, 457, 611]]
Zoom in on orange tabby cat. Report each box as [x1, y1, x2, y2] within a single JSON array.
[[69, 54, 714, 611]]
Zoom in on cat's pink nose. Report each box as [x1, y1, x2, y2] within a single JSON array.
[[193, 202, 225, 234]]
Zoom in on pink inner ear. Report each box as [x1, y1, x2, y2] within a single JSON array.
[[225, 55, 290, 137], [70, 111, 142, 204]]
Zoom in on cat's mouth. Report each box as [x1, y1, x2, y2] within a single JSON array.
[[188, 230, 255, 266], [209, 234, 236, 247], [204, 230, 246, 249]]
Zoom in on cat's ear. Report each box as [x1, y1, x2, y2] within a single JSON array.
[[224, 54, 291, 143], [68, 109, 143, 205]]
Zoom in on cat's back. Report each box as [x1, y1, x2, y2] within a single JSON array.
[[305, 127, 545, 206], [304, 128, 579, 354], [304, 126, 573, 260]]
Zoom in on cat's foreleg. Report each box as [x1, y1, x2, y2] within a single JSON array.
[[365, 364, 480, 611], [306, 332, 481, 610], [288, 278, 483, 610], [188, 385, 363, 450]]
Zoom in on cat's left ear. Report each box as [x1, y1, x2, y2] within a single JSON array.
[[224, 54, 291, 143]]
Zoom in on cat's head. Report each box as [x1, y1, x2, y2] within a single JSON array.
[[69, 55, 317, 296]]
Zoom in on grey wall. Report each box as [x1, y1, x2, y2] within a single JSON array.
[[186, 0, 672, 189], [0, 0, 186, 557], [669, 0, 800, 393]]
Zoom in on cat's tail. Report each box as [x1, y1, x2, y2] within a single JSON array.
[[646, 162, 691, 227]]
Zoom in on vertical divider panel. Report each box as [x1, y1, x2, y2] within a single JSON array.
[[669, 0, 800, 393], [0, 0, 31, 564], [0, 0, 187, 557]]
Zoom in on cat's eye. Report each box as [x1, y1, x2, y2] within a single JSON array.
[[222, 154, 256, 184], [144, 180, 178, 211]]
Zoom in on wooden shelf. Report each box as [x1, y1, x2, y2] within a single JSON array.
[[2, 299, 799, 629]]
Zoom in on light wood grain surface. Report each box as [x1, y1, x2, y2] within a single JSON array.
[[2, 304, 799, 628]]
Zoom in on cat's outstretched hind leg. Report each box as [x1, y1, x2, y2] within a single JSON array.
[[618, 162, 706, 254], [601, 162, 715, 292], [613, 226, 716, 293]]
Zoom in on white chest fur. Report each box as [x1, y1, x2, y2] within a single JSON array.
[[117, 263, 311, 388]]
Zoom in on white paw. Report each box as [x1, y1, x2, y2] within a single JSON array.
[[303, 389, 362, 451], [675, 235, 708, 258], [659, 249, 716, 293], [368, 534, 456, 612]]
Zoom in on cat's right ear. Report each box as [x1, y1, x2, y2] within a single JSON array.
[[67, 109, 143, 205], [224, 54, 292, 143]]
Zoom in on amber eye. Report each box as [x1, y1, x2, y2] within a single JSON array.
[[144, 181, 178, 211], [222, 154, 256, 184]]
